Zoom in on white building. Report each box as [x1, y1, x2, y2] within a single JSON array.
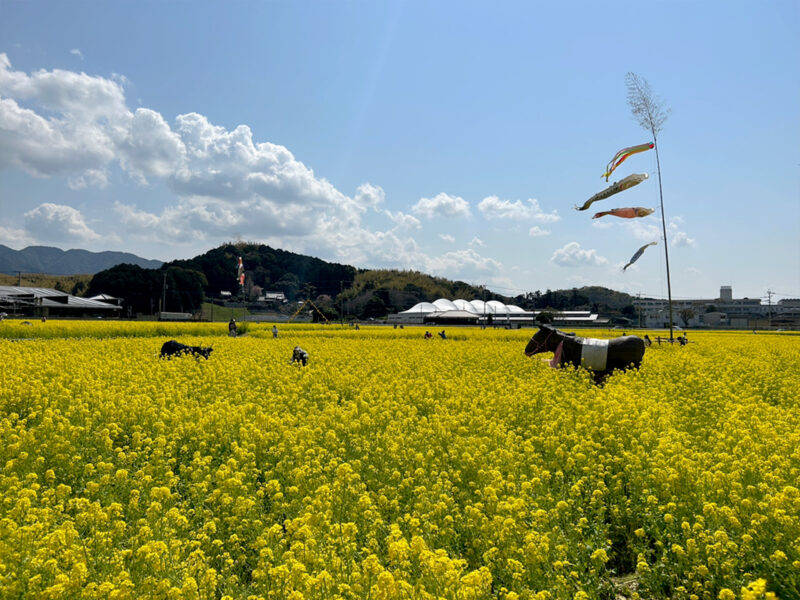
[[389, 299, 606, 327], [633, 286, 770, 328]]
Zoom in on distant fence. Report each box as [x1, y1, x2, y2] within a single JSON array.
[[158, 312, 194, 321]]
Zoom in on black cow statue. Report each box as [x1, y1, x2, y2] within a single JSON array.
[[160, 340, 213, 360], [524, 324, 645, 382]]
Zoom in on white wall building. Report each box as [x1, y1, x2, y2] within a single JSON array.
[[633, 286, 771, 328], [389, 299, 606, 327]]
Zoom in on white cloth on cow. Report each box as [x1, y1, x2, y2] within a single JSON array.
[[580, 338, 609, 370]]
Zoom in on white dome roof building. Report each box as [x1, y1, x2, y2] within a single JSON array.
[[390, 297, 536, 326]]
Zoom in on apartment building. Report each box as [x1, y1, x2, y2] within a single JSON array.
[[632, 286, 781, 328]]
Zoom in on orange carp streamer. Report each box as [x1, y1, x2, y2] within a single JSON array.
[[602, 142, 654, 181], [593, 207, 655, 220]]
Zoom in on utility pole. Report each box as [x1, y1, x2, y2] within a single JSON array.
[[161, 272, 167, 314], [766, 289, 773, 329], [637, 292, 642, 328], [483, 284, 487, 329]]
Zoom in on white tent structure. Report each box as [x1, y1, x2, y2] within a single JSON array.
[[390, 298, 535, 326], [389, 297, 605, 327]]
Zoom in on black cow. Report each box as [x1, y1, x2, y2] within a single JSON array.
[[524, 324, 645, 382], [160, 340, 213, 360]]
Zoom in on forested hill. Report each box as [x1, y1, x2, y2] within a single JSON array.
[[336, 269, 508, 317], [84, 241, 636, 317], [512, 286, 636, 312], [168, 243, 357, 299]]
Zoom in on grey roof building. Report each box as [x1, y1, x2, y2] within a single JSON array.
[[0, 286, 122, 317]]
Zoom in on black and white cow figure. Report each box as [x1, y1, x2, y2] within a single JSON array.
[[160, 340, 213, 360], [524, 324, 645, 383]]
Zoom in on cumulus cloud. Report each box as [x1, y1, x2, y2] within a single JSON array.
[[384, 210, 421, 229], [469, 237, 484, 248], [624, 217, 694, 247], [439, 234, 455, 243], [70, 49, 84, 60], [24, 203, 103, 243], [67, 168, 109, 190], [354, 183, 385, 211], [119, 108, 186, 182], [478, 196, 559, 223], [671, 230, 696, 247], [0, 55, 510, 285], [0, 225, 33, 247], [0, 54, 125, 177], [551, 242, 607, 267], [412, 192, 471, 219], [528, 225, 550, 237], [427, 249, 502, 276]]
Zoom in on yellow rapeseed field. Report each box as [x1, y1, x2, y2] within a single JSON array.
[[1, 320, 798, 599]]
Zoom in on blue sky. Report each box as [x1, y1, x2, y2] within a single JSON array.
[[1, 1, 798, 302]]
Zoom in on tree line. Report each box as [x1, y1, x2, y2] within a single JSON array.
[[84, 243, 638, 319]]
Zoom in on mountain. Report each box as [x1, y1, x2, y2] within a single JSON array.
[[0, 245, 163, 275]]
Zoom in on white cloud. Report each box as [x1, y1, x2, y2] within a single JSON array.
[[384, 210, 420, 229], [439, 234, 455, 243], [671, 230, 696, 247], [624, 216, 694, 248], [0, 54, 125, 177], [70, 49, 84, 60], [111, 72, 130, 87], [427, 249, 502, 276], [551, 242, 607, 267], [0, 225, 33, 247], [478, 196, 559, 223], [67, 169, 109, 190], [1, 56, 512, 286], [626, 219, 661, 242], [24, 203, 103, 243], [469, 237, 484, 248], [119, 108, 186, 182], [412, 192, 471, 219], [354, 183, 385, 211], [528, 225, 550, 237]]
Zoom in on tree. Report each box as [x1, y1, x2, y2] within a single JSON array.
[[164, 266, 207, 313], [301, 282, 317, 301], [87, 264, 159, 315], [679, 308, 695, 328], [626, 72, 673, 339], [70, 280, 87, 297], [363, 294, 387, 319], [274, 273, 300, 301]]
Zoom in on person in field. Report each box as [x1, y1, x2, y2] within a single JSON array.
[[290, 346, 309, 366]]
